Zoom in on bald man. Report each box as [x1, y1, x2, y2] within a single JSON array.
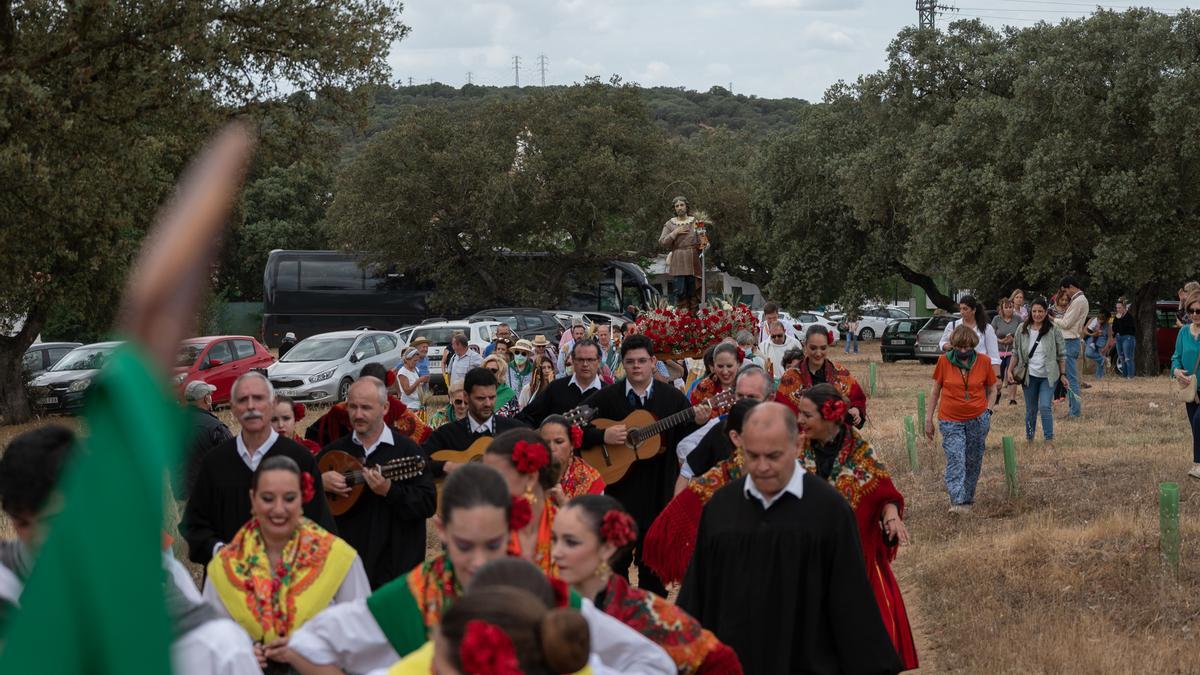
[[678, 403, 901, 675], [318, 377, 437, 588]]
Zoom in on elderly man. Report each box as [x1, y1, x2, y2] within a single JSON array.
[[444, 333, 482, 385], [759, 319, 802, 379], [596, 322, 619, 381], [674, 364, 774, 493], [518, 338, 604, 427], [679, 403, 901, 675], [182, 371, 336, 566], [319, 377, 436, 589], [557, 318, 588, 372], [179, 380, 233, 500]]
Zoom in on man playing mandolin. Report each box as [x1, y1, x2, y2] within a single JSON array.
[[319, 377, 437, 589], [578, 334, 710, 596]]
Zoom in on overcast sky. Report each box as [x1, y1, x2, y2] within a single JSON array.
[[387, 1, 1195, 100]]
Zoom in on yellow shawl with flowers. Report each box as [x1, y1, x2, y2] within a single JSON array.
[[207, 517, 355, 642]]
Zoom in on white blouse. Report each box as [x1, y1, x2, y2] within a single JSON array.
[[938, 319, 1002, 367]]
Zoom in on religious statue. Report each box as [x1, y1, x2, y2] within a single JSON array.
[[658, 196, 709, 312]]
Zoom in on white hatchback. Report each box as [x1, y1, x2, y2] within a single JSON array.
[[408, 320, 501, 394], [266, 330, 403, 403]]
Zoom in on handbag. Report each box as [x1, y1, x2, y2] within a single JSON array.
[[1009, 332, 1043, 383], [1172, 348, 1200, 403]]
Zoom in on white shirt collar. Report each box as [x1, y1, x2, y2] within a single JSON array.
[[624, 379, 653, 404], [352, 425, 394, 459], [468, 414, 495, 434], [744, 461, 805, 509], [236, 429, 279, 473], [569, 374, 603, 394]]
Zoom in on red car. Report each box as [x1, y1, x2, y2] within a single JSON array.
[[175, 336, 275, 405]]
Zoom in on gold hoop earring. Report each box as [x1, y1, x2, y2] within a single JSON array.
[[594, 560, 611, 581], [524, 485, 538, 507]]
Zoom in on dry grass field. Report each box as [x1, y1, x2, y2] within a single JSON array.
[[1, 344, 1197, 673]]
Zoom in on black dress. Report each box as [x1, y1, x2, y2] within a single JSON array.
[[678, 474, 902, 675], [317, 428, 437, 589], [181, 435, 336, 565], [579, 379, 698, 595], [421, 415, 529, 478]]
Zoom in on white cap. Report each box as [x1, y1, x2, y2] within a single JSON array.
[[184, 380, 217, 401]]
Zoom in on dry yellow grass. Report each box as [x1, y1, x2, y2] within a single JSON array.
[[2, 347, 1198, 672]]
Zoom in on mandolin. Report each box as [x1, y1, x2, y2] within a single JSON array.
[[429, 405, 598, 466], [318, 450, 426, 516], [580, 389, 736, 485]]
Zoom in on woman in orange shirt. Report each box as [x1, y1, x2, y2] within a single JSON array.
[[925, 324, 997, 515]]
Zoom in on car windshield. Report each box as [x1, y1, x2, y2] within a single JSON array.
[[282, 337, 355, 362], [411, 326, 469, 348], [51, 347, 115, 372], [176, 343, 206, 367]]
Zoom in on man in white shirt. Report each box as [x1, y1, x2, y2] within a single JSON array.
[[444, 333, 482, 385], [1058, 276, 1090, 418], [759, 320, 803, 378]]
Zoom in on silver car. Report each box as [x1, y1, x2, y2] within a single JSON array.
[[266, 330, 403, 403]]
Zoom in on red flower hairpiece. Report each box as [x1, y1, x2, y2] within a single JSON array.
[[569, 425, 583, 450], [512, 440, 550, 475], [820, 398, 848, 423], [509, 495, 532, 531], [736, 346, 746, 363], [549, 577, 571, 608], [385, 370, 397, 388], [301, 472, 316, 504], [460, 620, 521, 675], [292, 402, 307, 422], [600, 510, 637, 548]]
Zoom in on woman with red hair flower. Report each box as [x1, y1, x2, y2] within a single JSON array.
[[794, 383, 918, 671], [540, 414, 605, 502], [775, 325, 868, 428], [689, 342, 742, 420], [271, 394, 321, 455], [483, 428, 563, 575], [552, 495, 742, 675]]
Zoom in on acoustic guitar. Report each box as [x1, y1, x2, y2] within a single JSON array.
[[319, 450, 426, 516], [581, 389, 736, 485], [429, 405, 598, 466]]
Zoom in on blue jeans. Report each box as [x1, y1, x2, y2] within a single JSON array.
[[1063, 338, 1082, 416], [1023, 376, 1054, 440], [844, 330, 858, 353], [1187, 403, 1200, 464], [1116, 335, 1136, 378], [1085, 337, 1107, 380], [940, 411, 991, 505]]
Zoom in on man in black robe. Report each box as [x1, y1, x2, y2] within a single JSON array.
[[182, 372, 335, 566], [516, 338, 604, 427], [319, 377, 436, 589], [678, 402, 902, 675], [423, 367, 528, 478], [579, 334, 709, 595]]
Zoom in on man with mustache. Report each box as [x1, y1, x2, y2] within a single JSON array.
[[181, 371, 336, 566]]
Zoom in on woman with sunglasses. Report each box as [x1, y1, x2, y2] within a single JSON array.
[[481, 355, 519, 416], [428, 381, 468, 429], [1172, 291, 1200, 480], [776, 325, 867, 427]]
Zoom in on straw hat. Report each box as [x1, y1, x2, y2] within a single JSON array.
[[531, 335, 551, 348], [512, 339, 535, 354], [410, 336, 431, 347]]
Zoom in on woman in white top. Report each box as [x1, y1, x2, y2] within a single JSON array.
[[939, 295, 1002, 374], [395, 348, 426, 411]]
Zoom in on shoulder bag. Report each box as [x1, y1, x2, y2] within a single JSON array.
[[1172, 346, 1200, 403], [1008, 331, 1043, 383]]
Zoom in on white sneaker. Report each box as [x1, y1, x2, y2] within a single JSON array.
[[948, 504, 972, 515], [1188, 465, 1200, 480]]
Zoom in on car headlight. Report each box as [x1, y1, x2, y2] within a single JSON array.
[[68, 378, 92, 393], [309, 368, 336, 383]]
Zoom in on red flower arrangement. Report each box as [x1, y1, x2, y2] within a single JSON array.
[[821, 399, 848, 423], [460, 620, 521, 675], [600, 510, 637, 548], [569, 425, 584, 450], [512, 440, 549, 475], [509, 495, 532, 531], [301, 472, 316, 504], [636, 303, 758, 358]]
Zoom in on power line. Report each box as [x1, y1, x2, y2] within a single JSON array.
[[513, 55, 522, 87], [954, 12, 1042, 21], [537, 54, 549, 86]]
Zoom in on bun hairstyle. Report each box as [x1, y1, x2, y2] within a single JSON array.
[[804, 324, 830, 343], [486, 428, 562, 490], [440, 586, 590, 675], [468, 557, 558, 607], [441, 463, 512, 524], [712, 341, 742, 365], [565, 494, 638, 562], [799, 383, 852, 426], [252, 455, 302, 492]]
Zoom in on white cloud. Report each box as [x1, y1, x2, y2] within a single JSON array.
[[631, 61, 672, 85], [798, 21, 862, 51], [706, 62, 733, 77], [746, 0, 864, 10]]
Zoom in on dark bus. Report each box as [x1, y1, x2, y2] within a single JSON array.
[[261, 250, 658, 347]]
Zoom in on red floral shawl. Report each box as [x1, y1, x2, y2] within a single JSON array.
[[775, 358, 868, 423], [559, 456, 605, 499]]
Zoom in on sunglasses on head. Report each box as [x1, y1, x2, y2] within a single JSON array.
[[487, 368, 499, 374]]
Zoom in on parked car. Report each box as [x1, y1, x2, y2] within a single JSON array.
[[174, 336, 275, 405], [394, 325, 418, 347], [839, 306, 912, 341], [1156, 300, 1184, 370], [22, 342, 82, 381], [792, 311, 840, 344], [27, 341, 124, 414], [914, 315, 958, 364], [553, 310, 629, 332], [467, 308, 564, 342], [880, 318, 927, 362], [266, 330, 404, 403], [407, 320, 502, 395]]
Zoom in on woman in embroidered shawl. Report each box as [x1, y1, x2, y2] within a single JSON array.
[[776, 325, 867, 427], [285, 463, 515, 673], [689, 342, 742, 420], [795, 383, 918, 671], [483, 428, 562, 575], [541, 414, 605, 502], [553, 495, 742, 675], [202, 455, 370, 673]]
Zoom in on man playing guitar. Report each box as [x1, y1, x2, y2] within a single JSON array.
[[423, 367, 529, 477]]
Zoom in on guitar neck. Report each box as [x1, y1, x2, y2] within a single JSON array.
[[344, 457, 423, 486]]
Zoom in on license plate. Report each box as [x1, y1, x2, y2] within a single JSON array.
[[37, 397, 58, 405], [891, 339, 906, 345], [918, 345, 938, 353], [278, 389, 299, 397]]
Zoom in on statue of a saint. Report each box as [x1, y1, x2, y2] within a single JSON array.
[[658, 196, 708, 311]]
